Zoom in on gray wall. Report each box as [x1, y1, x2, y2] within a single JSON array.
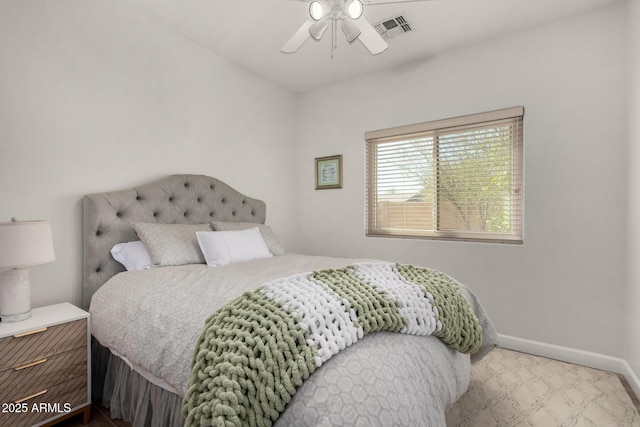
[[0, 0, 298, 308], [626, 0, 640, 381], [293, 3, 628, 357]]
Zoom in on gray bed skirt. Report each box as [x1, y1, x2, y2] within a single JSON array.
[[92, 338, 184, 427]]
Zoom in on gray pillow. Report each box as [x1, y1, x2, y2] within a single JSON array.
[[132, 223, 212, 266], [211, 221, 285, 256]]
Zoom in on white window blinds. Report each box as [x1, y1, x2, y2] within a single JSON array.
[[366, 107, 524, 243]]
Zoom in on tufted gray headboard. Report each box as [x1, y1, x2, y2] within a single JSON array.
[[82, 174, 266, 309]]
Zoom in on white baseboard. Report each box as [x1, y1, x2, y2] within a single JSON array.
[[498, 334, 640, 399], [622, 359, 640, 401]]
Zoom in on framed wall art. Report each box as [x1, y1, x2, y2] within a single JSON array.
[[315, 155, 343, 190]]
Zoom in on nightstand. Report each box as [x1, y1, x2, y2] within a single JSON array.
[[0, 303, 91, 427]]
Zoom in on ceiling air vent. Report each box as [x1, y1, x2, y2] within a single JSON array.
[[374, 15, 413, 40]]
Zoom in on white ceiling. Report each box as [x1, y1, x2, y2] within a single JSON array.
[[122, 0, 618, 93]]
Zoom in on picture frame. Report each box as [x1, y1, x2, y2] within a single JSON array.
[[315, 154, 343, 190]]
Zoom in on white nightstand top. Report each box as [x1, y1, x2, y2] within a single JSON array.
[[0, 303, 89, 338]]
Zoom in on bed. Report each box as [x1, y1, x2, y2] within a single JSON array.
[[84, 174, 498, 427]]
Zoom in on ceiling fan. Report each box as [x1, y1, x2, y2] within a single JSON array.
[[281, 0, 413, 56]]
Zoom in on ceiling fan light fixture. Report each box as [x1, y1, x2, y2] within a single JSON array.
[[341, 18, 361, 43], [309, 1, 324, 21], [309, 19, 330, 40], [347, 0, 363, 20]]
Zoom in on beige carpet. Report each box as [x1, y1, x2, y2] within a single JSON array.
[[446, 348, 640, 427]]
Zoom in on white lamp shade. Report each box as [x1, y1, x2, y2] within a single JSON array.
[[347, 0, 363, 20], [342, 19, 361, 43], [0, 220, 56, 269], [309, 20, 330, 41], [309, 1, 324, 21]]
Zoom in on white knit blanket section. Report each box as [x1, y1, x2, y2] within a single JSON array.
[[352, 263, 441, 335], [259, 273, 362, 367]]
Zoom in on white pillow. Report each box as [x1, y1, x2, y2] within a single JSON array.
[[196, 228, 272, 267], [211, 221, 285, 256], [110, 241, 152, 271]]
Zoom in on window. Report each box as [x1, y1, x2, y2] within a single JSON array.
[[366, 107, 523, 243]]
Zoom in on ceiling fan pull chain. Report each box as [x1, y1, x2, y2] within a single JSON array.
[[331, 20, 335, 59]]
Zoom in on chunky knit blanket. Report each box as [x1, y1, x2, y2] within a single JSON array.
[[182, 262, 482, 427]]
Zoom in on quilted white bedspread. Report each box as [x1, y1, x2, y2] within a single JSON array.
[[90, 253, 498, 426]]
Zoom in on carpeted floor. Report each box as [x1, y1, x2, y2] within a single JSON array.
[[59, 347, 640, 427], [446, 347, 640, 426]]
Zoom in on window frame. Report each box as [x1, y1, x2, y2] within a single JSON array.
[[365, 107, 524, 244]]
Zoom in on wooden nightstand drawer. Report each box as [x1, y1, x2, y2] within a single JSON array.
[[0, 374, 87, 427], [0, 303, 91, 427], [0, 319, 86, 371], [0, 346, 87, 404]]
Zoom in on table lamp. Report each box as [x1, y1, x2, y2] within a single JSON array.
[[0, 219, 56, 322]]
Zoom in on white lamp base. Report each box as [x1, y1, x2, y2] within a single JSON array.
[[0, 269, 32, 322]]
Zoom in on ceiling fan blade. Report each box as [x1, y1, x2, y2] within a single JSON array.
[[281, 20, 314, 54], [352, 17, 389, 55]]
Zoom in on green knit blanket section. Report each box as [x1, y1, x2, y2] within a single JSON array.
[[183, 263, 482, 427], [395, 264, 482, 354], [312, 268, 407, 335]]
